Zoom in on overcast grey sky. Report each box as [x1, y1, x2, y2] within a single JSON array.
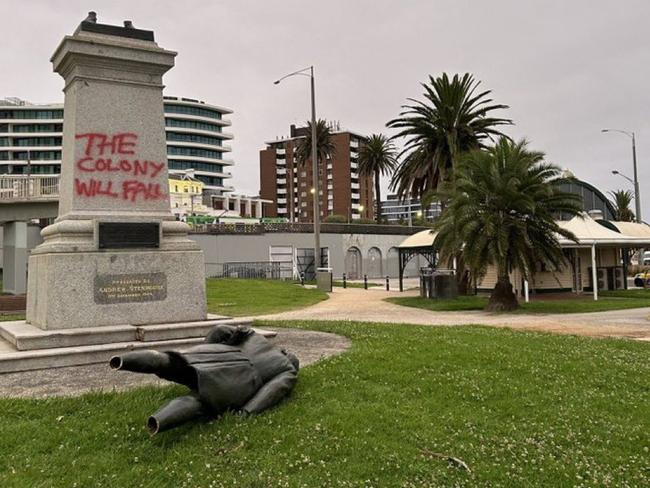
[[2, 0, 649, 215]]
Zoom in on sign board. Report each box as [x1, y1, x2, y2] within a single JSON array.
[[94, 272, 167, 304]]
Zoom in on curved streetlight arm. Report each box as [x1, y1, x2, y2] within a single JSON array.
[[612, 170, 635, 185], [273, 66, 313, 85], [601, 128, 634, 139]]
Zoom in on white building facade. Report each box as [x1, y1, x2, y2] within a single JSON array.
[[0, 96, 235, 195]]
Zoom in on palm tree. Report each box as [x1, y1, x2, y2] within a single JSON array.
[[358, 134, 398, 221], [609, 190, 635, 222], [387, 73, 512, 198], [433, 138, 582, 311], [294, 118, 336, 171]]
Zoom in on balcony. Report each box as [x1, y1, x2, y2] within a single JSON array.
[[277, 188, 287, 195], [351, 182, 360, 190], [277, 168, 286, 175], [0, 174, 60, 202], [276, 148, 286, 155], [350, 139, 359, 149], [350, 161, 358, 170], [277, 198, 287, 204], [277, 178, 286, 185]]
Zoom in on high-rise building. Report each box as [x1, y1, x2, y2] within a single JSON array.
[[380, 194, 441, 223], [259, 123, 374, 222], [0, 96, 235, 196]]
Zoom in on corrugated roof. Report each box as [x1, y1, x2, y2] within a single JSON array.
[[558, 214, 650, 246], [607, 221, 650, 238], [397, 214, 650, 250], [398, 229, 437, 248]]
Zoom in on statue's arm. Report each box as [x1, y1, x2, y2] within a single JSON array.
[[241, 369, 298, 415]]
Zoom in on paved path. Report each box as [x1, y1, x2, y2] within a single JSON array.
[[256, 288, 650, 341], [0, 328, 350, 398]]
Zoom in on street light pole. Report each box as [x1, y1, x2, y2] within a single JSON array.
[[275, 66, 321, 270], [602, 129, 641, 223], [632, 132, 641, 223], [309, 66, 321, 270]]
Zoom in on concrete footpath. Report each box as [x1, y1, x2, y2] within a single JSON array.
[[256, 287, 650, 341]]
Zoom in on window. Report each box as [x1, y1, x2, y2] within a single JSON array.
[[15, 137, 62, 146], [174, 185, 178, 192], [167, 161, 224, 173], [13, 150, 61, 160], [167, 146, 223, 159], [164, 104, 223, 120], [0, 109, 63, 119], [11, 123, 62, 133], [166, 132, 223, 146], [165, 118, 222, 133]]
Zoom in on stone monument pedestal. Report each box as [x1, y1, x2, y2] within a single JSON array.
[[25, 15, 207, 330]]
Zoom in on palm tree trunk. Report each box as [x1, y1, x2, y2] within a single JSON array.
[[374, 170, 381, 221], [486, 266, 519, 312]]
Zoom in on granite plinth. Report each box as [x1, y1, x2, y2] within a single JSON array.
[[26, 248, 207, 329]]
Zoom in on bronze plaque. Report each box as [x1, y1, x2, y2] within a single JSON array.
[[94, 273, 167, 304], [98, 222, 160, 249]]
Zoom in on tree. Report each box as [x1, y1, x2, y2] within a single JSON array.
[[294, 118, 336, 171], [610, 190, 635, 222], [294, 119, 336, 222], [387, 73, 512, 199], [433, 138, 582, 311], [358, 134, 398, 221]]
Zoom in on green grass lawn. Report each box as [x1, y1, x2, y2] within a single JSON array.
[[387, 291, 650, 314], [206, 278, 328, 316], [0, 279, 328, 322], [1, 321, 648, 487], [599, 288, 650, 299]]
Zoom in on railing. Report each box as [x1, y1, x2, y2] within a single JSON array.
[[0, 175, 60, 202], [207, 261, 282, 279], [193, 222, 432, 235]]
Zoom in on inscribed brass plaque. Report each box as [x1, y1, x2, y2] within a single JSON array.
[[94, 273, 167, 304]]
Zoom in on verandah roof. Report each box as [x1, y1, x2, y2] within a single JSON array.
[[557, 214, 650, 247], [397, 214, 650, 250]]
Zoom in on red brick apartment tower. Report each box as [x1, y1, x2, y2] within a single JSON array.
[[259, 124, 374, 222]]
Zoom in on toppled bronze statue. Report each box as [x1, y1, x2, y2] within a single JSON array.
[[110, 325, 299, 434]]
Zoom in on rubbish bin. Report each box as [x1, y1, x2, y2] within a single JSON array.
[[419, 268, 458, 299], [433, 272, 458, 299], [420, 267, 434, 298], [316, 267, 333, 292]]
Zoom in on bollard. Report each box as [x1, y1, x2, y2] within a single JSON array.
[[364, 275, 368, 290], [342, 273, 347, 289], [386, 276, 390, 291]]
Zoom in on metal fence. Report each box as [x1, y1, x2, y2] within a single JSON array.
[[193, 222, 431, 235], [207, 261, 282, 280], [0, 175, 60, 201]]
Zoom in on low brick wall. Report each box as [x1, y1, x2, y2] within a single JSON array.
[[0, 294, 26, 312]]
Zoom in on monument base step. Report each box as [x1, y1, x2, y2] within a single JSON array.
[[0, 314, 245, 351], [0, 321, 277, 373]]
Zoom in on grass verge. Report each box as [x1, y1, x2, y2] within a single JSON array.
[[206, 278, 328, 316], [0, 321, 647, 487], [387, 292, 650, 314], [0, 279, 329, 322]]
